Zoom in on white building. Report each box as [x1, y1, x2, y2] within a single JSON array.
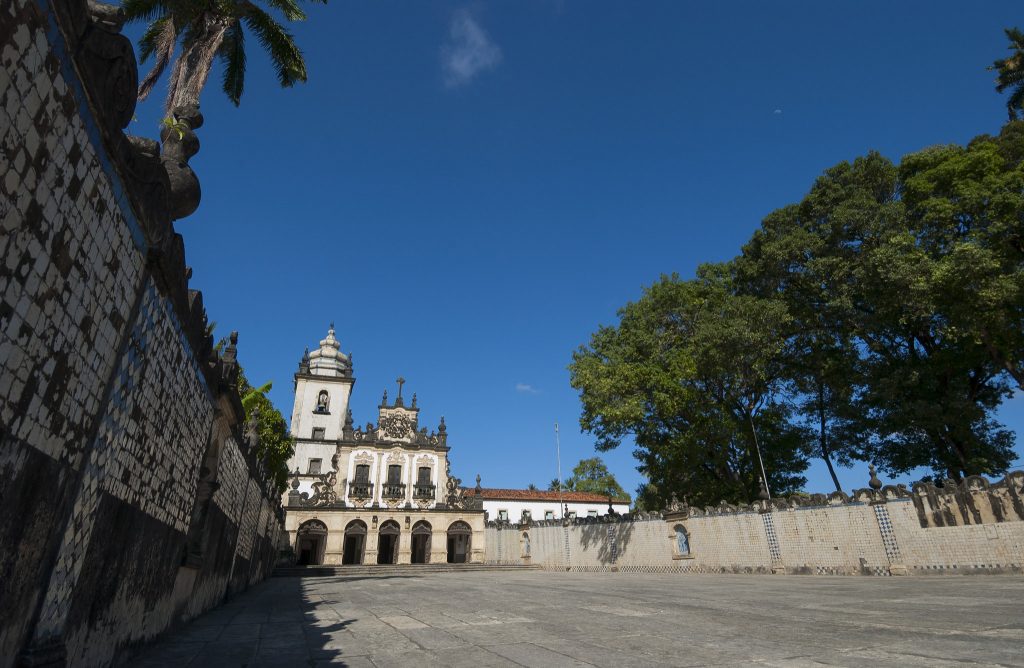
[[474, 489, 631, 523], [283, 325, 485, 566]]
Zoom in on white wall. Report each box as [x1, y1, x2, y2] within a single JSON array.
[[289, 376, 352, 441], [483, 498, 629, 522]]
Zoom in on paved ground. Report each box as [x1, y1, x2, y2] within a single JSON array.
[[134, 571, 1024, 667]]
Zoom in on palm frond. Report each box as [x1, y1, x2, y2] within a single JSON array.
[[137, 15, 178, 101], [218, 20, 247, 105], [261, 0, 307, 22], [121, 0, 172, 22], [242, 4, 307, 87], [1007, 85, 1024, 121], [138, 15, 169, 62]]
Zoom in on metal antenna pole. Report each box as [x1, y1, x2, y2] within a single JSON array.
[[555, 422, 564, 519], [749, 412, 771, 500]]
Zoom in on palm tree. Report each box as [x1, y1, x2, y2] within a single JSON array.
[[991, 27, 1024, 120], [123, 0, 327, 114]]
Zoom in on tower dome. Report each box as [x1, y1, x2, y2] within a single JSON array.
[[306, 323, 351, 377]]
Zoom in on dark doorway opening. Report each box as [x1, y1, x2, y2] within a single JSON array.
[[296, 520, 328, 565], [446, 521, 472, 564], [342, 520, 367, 565], [377, 521, 400, 564], [411, 521, 432, 564]]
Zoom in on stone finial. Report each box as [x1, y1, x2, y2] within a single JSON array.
[[758, 476, 770, 501], [344, 408, 353, 427], [869, 464, 882, 490], [160, 104, 204, 220], [475, 474, 482, 495], [438, 416, 446, 433], [290, 469, 301, 490], [411, 392, 417, 408], [381, 389, 388, 406], [298, 347, 310, 374]]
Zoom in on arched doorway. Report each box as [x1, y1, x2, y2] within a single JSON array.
[[342, 520, 367, 565], [377, 521, 400, 564], [411, 521, 432, 564], [447, 521, 472, 564], [296, 520, 328, 565]]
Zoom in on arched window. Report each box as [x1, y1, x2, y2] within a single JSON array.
[[315, 390, 330, 414], [674, 524, 690, 557]]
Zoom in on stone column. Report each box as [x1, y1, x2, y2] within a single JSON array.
[[323, 531, 344, 565], [397, 517, 412, 564], [430, 528, 448, 565]]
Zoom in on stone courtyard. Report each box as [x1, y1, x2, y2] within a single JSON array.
[[134, 571, 1024, 667]]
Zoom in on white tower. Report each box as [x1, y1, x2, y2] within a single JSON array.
[[289, 323, 354, 447]]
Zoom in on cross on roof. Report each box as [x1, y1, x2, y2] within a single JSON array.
[[396, 377, 405, 398]]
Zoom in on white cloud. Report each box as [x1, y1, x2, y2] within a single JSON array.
[[773, 108, 783, 115], [441, 10, 502, 88], [515, 383, 540, 394]]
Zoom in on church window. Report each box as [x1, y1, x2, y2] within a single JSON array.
[[587, 510, 598, 518], [497, 509, 508, 521], [567, 511, 577, 519], [315, 390, 329, 413], [387, 465, 402, 484], [312, 427, 326, 440], [521, 510, 531, 522], [544, 511, 554, 520], [417, 466, 431, 484], [674, 525, 690, 556], [308, 458, 322, 475], [354, 464, 370, 482]]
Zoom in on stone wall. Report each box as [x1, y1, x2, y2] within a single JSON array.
[[486, 473, 1024, 577], [0, 0, 284, 665]]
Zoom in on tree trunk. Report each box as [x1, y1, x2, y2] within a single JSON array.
[[817, 381, 843, 493], [165, 13, 232, 114]]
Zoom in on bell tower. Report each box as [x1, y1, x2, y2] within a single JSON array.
[[289, 323, 355, 441]]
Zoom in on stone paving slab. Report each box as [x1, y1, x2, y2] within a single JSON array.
[[132, 572, 1024, 667]]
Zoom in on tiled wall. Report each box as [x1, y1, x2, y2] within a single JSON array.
[[0, 0, 285, 665], [488, 498, 1024, 576]]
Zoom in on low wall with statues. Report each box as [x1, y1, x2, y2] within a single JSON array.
[[485, 472, 1024, 576], [0, 0, 284, 665]]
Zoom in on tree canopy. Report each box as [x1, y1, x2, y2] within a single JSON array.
[[123, 0, 328, 113], [992, 28, 1024, 120], [549, 458, 629, 500], [571, 122, 1023, 509]]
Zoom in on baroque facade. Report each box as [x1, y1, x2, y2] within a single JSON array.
[[283, 326, 485, 565]]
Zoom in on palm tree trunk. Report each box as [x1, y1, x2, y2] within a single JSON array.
[[166, 13, 232, 114]]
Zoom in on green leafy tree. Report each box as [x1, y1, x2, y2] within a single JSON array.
[[569, 271, 811, 507], [739, 149, 1017, 481], [899, 122, 1024, 392], [563, 457, 629, 499], [123, 0, 328, 114], [237, 370, 294, 493], [991, 28, 1024, 120]]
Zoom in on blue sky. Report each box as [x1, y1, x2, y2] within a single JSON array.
[[127, 1, 1022, 499]]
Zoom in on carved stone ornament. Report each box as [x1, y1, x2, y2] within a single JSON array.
[[380, 414, 413, 440]]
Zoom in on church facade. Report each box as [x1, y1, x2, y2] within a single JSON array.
[[282, 326, 485, 565]]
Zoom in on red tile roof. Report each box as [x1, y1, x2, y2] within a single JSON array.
[[461, 487, 630, 504]]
